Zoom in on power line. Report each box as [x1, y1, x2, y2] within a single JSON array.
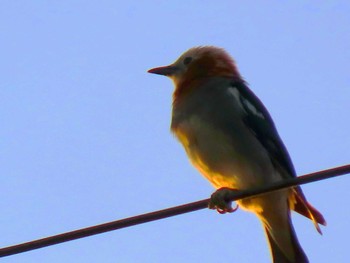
[[0, 164, 349, 258]]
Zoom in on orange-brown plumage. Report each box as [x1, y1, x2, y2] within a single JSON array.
[[172, 47, 243, 99]]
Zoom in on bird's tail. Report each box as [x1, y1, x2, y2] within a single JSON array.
[[264, 217, 308, 263], [291, 187, 326, 234], [258, 192, 309, 263]]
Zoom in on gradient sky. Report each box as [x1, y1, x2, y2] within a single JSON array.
[[1, 1, 349, 262]]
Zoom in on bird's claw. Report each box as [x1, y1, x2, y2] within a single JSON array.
[[208, 187, 239, 214]]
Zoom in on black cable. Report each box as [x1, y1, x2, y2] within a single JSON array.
[[0, 164, 349, 258]]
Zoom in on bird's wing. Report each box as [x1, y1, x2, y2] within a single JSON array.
[[228, 80, 326, 229], [231, 81, 297, 179]]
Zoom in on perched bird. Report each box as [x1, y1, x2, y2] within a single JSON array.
[[148, 46, 326, 263]]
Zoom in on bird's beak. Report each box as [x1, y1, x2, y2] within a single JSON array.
[[147, 65, 179, 76]]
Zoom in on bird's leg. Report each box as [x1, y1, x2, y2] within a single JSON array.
[[208, 187, 239, 214]]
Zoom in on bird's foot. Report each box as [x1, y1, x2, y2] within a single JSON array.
[[208, 187, 239, 214]]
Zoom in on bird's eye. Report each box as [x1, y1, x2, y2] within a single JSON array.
[[183, 57, 192, 65]]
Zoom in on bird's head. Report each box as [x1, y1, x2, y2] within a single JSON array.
[[148, 46, 242, 96]]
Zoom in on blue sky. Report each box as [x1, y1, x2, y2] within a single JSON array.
[[1, 1, 349, 262]]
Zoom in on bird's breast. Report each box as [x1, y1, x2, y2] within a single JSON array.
[[171, 115, 246, 189]]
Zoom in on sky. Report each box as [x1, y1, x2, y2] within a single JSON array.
[[1, 1, 349, 262]]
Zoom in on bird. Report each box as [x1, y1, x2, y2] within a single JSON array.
[[148, 46, 326, 263]]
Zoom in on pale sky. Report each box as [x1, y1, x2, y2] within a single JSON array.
[[1, 1, 349, 262]]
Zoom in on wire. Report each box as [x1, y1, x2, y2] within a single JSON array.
[[0, 164, 349, 258]]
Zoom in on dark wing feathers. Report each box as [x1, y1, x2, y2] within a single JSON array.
[[229, 80, 326, 228], [231, 81, 297, 178]]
